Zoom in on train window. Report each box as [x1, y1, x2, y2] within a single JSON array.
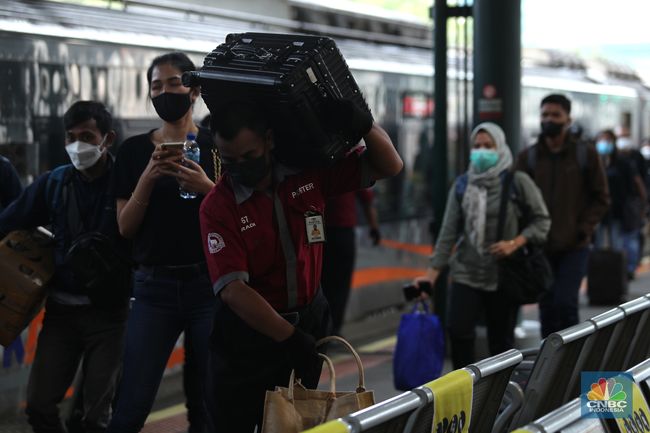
[[97, 69, 107, 102], [69, 64, 80, 96], [52, 70, 61, 95], [136, 72, 142, 99], [39, 69, 50, 99]]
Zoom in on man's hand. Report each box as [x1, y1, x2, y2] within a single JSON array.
[[280, 327, 320, 380], [323, 98, 374, 140]]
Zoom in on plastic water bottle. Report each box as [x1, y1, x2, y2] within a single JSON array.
[[179, 133, 200, 199]]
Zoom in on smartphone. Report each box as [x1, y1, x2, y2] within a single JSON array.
[[160, 142, 184, 151], [402, 281, 433, 301], [403, 284, 418, 301]]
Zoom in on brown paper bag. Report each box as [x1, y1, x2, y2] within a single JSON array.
[[261, 336, 375, 433]]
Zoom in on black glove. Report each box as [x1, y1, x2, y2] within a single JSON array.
[[323, 98, 374, 140], [280, 327, 320, 380], [369, 228, 381, 246]]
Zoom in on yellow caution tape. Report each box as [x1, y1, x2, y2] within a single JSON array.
[[301, 419, 349, 433], [615, 382, 650, 433], [424, 369, 473, 433]]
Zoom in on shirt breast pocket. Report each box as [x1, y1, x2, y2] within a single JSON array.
[[287, 195, 325, 246]]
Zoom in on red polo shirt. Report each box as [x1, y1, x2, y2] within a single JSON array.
[[325, 188, 375, 228], [200, 153, 372, 311]]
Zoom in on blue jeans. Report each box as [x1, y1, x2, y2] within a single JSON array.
[[539, 247, 590, 338], [107, 269, 215, 433]]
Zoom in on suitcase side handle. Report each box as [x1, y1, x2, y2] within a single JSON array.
[[182, 70, 279, 88]]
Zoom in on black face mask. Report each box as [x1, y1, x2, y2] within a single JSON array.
[[541, 121, 565, 138], [225, 153, 270, 188], [152, 92, 192, 122]]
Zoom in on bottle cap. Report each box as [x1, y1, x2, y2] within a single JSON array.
[[186, 133, 196, 140]]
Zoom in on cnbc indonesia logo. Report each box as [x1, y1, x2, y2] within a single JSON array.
[[587, 378, 628, 412], [582, 373, 633, 418]]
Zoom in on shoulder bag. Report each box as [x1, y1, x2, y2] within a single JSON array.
[[496, 172, 553, 304]]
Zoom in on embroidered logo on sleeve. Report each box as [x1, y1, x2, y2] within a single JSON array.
[[207, 232, 225, 254]]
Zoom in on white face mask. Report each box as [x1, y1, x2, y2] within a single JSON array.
[[641, 146, 650, 160], [65, 136, 106, 171], [616, 137, 633, 150]]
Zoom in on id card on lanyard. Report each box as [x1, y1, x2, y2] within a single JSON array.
[[305, 211, 325, 244]]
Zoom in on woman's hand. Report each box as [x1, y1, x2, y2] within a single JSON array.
[[489, 235, 526, 258], [141, 146, 183, 184], [411, 268, 440, 299], [165, 159, 215, 196]]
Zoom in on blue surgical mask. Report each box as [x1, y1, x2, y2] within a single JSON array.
[[470, 149, 499, 173], [596, 140, 614, 155]]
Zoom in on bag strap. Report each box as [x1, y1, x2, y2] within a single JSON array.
[[212, 146, 221, 181], [496, 171, 515, 241], [411, 299, 431, 314], [46, 164, 74, 216], [454, 173, 469, 236], [576, 140, 587, 171], [316, 336, 366, 392], [454, 173, 469, 204], [526, 144, 537, 176]]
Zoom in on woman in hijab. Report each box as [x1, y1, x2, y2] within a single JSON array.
[[413, 122, 550, 369]]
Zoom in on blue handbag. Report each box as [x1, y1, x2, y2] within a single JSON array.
[[393, 300, 445, 391]]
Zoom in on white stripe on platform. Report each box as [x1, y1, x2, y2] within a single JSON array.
[[146, 403, 186, 423]]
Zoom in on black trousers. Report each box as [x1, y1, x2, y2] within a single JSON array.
[[321, 226, 356, 335], [208, 291, 332, 433], [447, 282, 517, 370], [25, 300, 127, 433]]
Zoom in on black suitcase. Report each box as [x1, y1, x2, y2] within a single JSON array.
[[183, 32, 371, 167], [587, 249, 627, 305]]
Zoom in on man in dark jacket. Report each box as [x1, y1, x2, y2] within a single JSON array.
[[0, 101, 128, 433], [515, 94, 610, 337]]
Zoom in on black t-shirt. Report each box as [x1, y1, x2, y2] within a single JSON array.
[[113, 127, 216, 265]]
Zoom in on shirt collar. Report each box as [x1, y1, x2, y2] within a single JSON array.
[[231, 178, 255, 205], [230, 160, 301, 205]]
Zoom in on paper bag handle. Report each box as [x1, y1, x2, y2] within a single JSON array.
[[287, 353, 336, 401], [316, 335, 366, 393]]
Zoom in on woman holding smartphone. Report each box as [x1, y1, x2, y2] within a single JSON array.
[[108, 52, 216, 433]]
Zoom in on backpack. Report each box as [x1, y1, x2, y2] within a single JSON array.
[[526, 140, 588, 175], [45, 165, 131, 308]]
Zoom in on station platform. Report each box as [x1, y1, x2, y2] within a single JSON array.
[[141, 265, 650, 433], [2, 267, 649, 433]]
